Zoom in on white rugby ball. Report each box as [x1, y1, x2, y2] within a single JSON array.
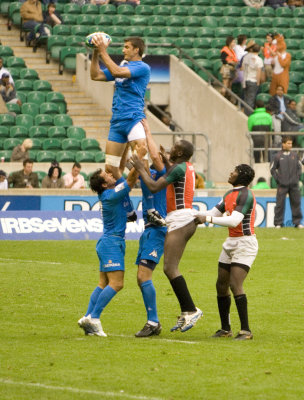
[[85, 32, 112, 49]]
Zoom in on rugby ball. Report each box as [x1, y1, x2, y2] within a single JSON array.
[[85, 32, 112, 49]]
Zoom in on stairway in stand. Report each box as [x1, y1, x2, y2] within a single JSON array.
[[0, 15, 110, 151]]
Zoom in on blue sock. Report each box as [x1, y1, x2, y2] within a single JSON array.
[[85, 286, 102, 317], [91, 285, 117, 319], [140, 280, 158, 323]]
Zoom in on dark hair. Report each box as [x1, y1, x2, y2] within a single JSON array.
[[282, 135, 293, 143], [237, 34, 247, 45], [257, 177, 266, 183], [179, 140, 194, 160], [48, 2, 56, 8], [288, 99, 296, 104], [255, 100, 264, 108], [72, 162, 81, 169], [266, 32, 273, 38], [235, 164, 255, 186], [48, 165, 62, 178], [252, 44, 260, 53], [124, 36, 145, 57], [226, 36, 234, 47], [23, 158, 33, 166], [89, 169, 106, 195]]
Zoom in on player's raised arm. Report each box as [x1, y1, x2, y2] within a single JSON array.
[[141, 119, 164, 172], [126, 143, 147, 189], [90, 49, 107, 81]]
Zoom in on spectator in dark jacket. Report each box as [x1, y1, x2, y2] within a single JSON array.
[[265, 0, 288, 8], [43, 3, 62, 27], [281, 99, 304, 132], [8, 159, 39, 188], [268, 85, 289, 133]]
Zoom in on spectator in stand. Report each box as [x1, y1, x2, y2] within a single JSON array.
[[0, 57, 14, 84], [248, 100, 273, 162], [10, 139, 33, 162], [220, 36, 238, 101], [261, 33, 276, 81], [288, 0, 303, 8], [268, 85, 289, 132], [0, 74, 21, 106], [270, 135, 303, 228], [91, 0, 109, 4], [281, 99, 304, 132], [20, 0, 48, 46], [161, 112, 176, 132], [195, 173, 205, 189], [269, 35, 291, 96], [252, 177, 271, 189], [111, 0, 140, 5], [265, 0, 288, 8], [233, 34, 247, 93], [42, 164, 65, 188], [242, 44, 264, 115], [0, 170, 8, 190], [243, 0, 265, 7], [63, 162, 85, 189], [43, 3, 62, 28], [296, 96, 304, 120], [8, 158, 39, 188]]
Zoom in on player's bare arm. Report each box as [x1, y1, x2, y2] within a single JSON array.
[[90, 49, 107, 81], [141, 119, 164, 172], [159, 145, 172, 170], [130, 154, 168, 193], [127, 144, 147, 188]]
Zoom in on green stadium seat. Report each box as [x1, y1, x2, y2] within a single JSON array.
[[56, 151, 75, 163], [59, 46, 86, 74], [67, 126, 86, 140], [6, 56, 26, 68], [0, 1, 11, 16], [40, 102, 59, 115], [81, 138, 100, 151], [285, 29, 303, 39], [166, 16, 183, 27], [176, 0, 193, 4], [16, 92, 27, 104], [8, 67, 20, 81], [63, 3, 81, 14], [275, 7, 292, 17], [159, 0, 172, 3], [36, 171, 47, 183], [184, 16, 201, 27], [6, 103, 21, 114], [0, 126, 10, 139], [107, 26, 125, 37], [135, 5, 153, 15], [174, 37, 194, 49], [241, 7, 258, 17], [206, 48, 219, 60], [216, 27, 233, 37], [8, 2, 21, 26], [28, 149, 38, 161], [223, 6, 241, 17], [294, 94, 303, 104], [70, 25, 90, 36], [205, 6, 222, 17], [16, 114, 33, 129], [15, 79, 33, 92], [149, 15, 166, 26], [193, 0, 209, 4], [289, 18, 303, 29], [153, 5, 171, 15], [46, 92, 67, 114], [66, 36, 83, 48], [125, 26, 145, 37], [270, 176, 277, 188], [201, 16, 218, 28], [29, 126, 48, 138], [30, 138, 42, 150], [180, 27, 198, 38], [94, 14, 113, 26], [76, 14, 95, 25], [290, 60, 304, 72], [160, 27, 179, 38], [95, 151, 106, 163], [0, 114, 15, 127], [48, 126, 66, 139], [193, 37, 212, 48], [99, 4, 117, 14], [293, 7, 304, 17], [42, 138, 61, 151], [236, 17, 253, 28], [3, 138, 22, 150], [0, 150, 12, 161], [10, 125, 28, 139], [54, 114, 73, 128], [19, 68, 39, 80], [188, 6, 205, 16], [260, 82, 270, 93], [46, 35, 67, 63], [287, 82, 298, 96], [196, 27, 215, 38], [251, 28, 268, 38], [0, 45, 14, 57], [195, 59, 213, 73], [258, 7, 275, 17], [171, 5, 188, 16], [211, 0, 227, 5], [62, 138, 81, 151], [75, 151, 95, 163], [255, 17, 272, 28], [33, 80, 52, 93], [285, 39, 301, 50], [81, 3, 98, 14], [144, 26, 162, 37], [35, 114, 53, 127], [111, 14, 131, 25], [21, 102, 40, 116], [61, 14, 77, 25], [298, 83, 304, 94], [256, 93, 271, 103], [27, 91, 45, 105], [233, 27, 250, 38], [117, 4, 135, 14], [131, 15, 148, 25], [289, 71, 304, 84], [187, 48, 208, 59], [52, 25, 71, 36], [36, 151, 56, 162], [295, 51, 304, 61], [272, 17, 289, 29]]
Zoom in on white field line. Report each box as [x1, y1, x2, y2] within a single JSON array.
[[0, 258, 62, 265], [0, 379, 163, 400]]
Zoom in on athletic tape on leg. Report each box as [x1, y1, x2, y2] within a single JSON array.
[[105, 154, 121, 167]]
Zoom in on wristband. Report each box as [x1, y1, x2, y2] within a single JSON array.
[[206, 215, 212, 224]]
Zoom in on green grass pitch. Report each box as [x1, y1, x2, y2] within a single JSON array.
[[1, 228, 304, 400]]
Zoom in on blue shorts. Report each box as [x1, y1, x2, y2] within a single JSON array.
[[96, 235, 125, 272], [108, 116, 144, 144], [135, 226, 166, 269]]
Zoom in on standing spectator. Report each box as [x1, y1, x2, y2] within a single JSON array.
[[265, 0, 288, 8], [261, 33, 276, 81], [42, 164, 65, 188], [0, 57, 14, 84], [243, 0, 265, 7], [220, 36, 238, 101], [270, 135, 303, 228], [0, 170, 8, 190], [43, 3, 62, 28], [20, 0, 47, 46], [63, 162, 85, 189], [281, 99, 304, 132], [195, 165, 257, 340], [242, 44, 264, 114], [269, 35, 291, 96], [233, 34, 247, 93], [248, 100, 273, 162], [268, 85, 289, 132], [0, 74, 21, 106], [10, 139, 33, 162], [8, 158, 39, 188]]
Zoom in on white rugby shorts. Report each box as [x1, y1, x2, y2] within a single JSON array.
[[166, 208, 197, 232], [218, 235, 258, 268]]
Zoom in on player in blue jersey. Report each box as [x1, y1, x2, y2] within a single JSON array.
[[78, 144, 146, 337], [91, 35, 150, 182], [135, 119, 167, 337]]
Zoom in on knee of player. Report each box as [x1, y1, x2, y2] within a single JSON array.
[[112, 281, 124, 292]]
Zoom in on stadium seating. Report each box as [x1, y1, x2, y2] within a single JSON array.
[[0, 150, 12, 161], [42, 138, 61, 151], [62, 138, 81, 151], [3, 137, 21, 150], [48, 126, 66, 139], [67, 127, 86, 140], [10, 125, 28, 139], [56, 151, 75, 163], [21, 103, 40, 117], [29, 126, 48, 138], [36, 150, 56, 162]]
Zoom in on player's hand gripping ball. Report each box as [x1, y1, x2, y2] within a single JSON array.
[[85, 32, 112, 49]]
